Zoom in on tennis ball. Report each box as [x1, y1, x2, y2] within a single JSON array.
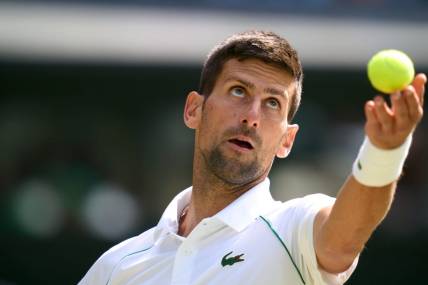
[[367, 49, 415, 94]]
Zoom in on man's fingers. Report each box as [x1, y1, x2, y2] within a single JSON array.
[[365, 101, 377, 122], [374, 96, 393, 133], [391, 92, 410, 131], [412, 73, 426, 106], [404, 87, 424, 123], [365, 100, 381, 132]]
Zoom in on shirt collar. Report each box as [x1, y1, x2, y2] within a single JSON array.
[[154, 186, 192, 240], [154, 178, 277, 239], [214, 178, 277, 232]]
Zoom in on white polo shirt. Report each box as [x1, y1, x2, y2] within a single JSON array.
[[79, 179, 357, 285]]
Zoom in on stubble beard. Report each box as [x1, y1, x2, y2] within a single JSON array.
[[203, 143, 263, 186]]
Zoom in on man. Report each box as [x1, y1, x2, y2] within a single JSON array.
[[79, 31, 425, 285]]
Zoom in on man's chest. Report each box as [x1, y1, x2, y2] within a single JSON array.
[[108, 219, 304, 285]]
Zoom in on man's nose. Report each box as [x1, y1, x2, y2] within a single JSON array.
[[240, 100, 261, 128]]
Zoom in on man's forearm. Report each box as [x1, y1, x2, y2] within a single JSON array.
[[314, 176, 395, 273]]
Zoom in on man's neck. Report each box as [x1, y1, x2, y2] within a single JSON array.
[[178, 153, 266, 237]]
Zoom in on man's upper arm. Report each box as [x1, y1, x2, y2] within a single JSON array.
[[313, 205, 353, 273]]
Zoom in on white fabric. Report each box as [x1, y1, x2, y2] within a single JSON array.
[[352, 135, 412, 187], [79, 179, 358, 285]]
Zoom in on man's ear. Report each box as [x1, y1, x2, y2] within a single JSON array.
[[276, 124, 299, 158], [184, 91, 204, 129]]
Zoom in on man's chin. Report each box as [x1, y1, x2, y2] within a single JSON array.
[[206, 147, 262, 185], [219, 175, 257, 186], [214, 162, 262, 185]]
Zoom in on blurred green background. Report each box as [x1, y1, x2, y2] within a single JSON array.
[[1, 1, 427, 284]]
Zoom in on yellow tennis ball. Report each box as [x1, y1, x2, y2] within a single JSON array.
[[367, 49, 415, 94]]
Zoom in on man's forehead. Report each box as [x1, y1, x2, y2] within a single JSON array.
[[223, 57, 291, 73]]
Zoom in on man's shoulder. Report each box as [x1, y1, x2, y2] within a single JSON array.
[[101, 226, 157, 262], [79, 227, 157, 284], [263, 193, 335, 225], [273, 193, 334, 211], [256, 193, 336, 258]]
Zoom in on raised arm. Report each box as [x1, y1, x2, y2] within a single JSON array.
[[313, 73, 426, 273]]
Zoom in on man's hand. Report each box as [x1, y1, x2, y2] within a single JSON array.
[[364, 73, 426, 149]]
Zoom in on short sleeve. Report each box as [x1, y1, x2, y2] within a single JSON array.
[[295, 194, 359, 285]]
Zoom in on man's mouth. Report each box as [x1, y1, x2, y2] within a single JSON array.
[[228, 139, 254, 150]]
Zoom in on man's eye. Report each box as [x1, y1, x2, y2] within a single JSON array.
[[267, 98, 280, 109], [230, 87, 245, 97]]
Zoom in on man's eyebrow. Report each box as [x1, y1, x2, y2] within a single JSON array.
[[264, 87, 288, 99], [225, 77, 255, 89], [225, 76, 289, 99]]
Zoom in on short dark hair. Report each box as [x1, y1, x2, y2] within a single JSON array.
[[198, 30, 303, 122]]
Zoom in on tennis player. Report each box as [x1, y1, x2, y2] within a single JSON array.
[[79, 30, 426, 285]]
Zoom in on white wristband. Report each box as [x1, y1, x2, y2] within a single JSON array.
[[352, 136, 412, 187]]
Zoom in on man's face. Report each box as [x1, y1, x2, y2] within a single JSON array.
[[186, 58, 299, 185]]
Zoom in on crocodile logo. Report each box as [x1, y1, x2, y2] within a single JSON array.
[[221, 251, 245, 267]]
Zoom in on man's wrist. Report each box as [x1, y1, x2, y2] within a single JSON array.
[[352, 135, 412, 187]]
